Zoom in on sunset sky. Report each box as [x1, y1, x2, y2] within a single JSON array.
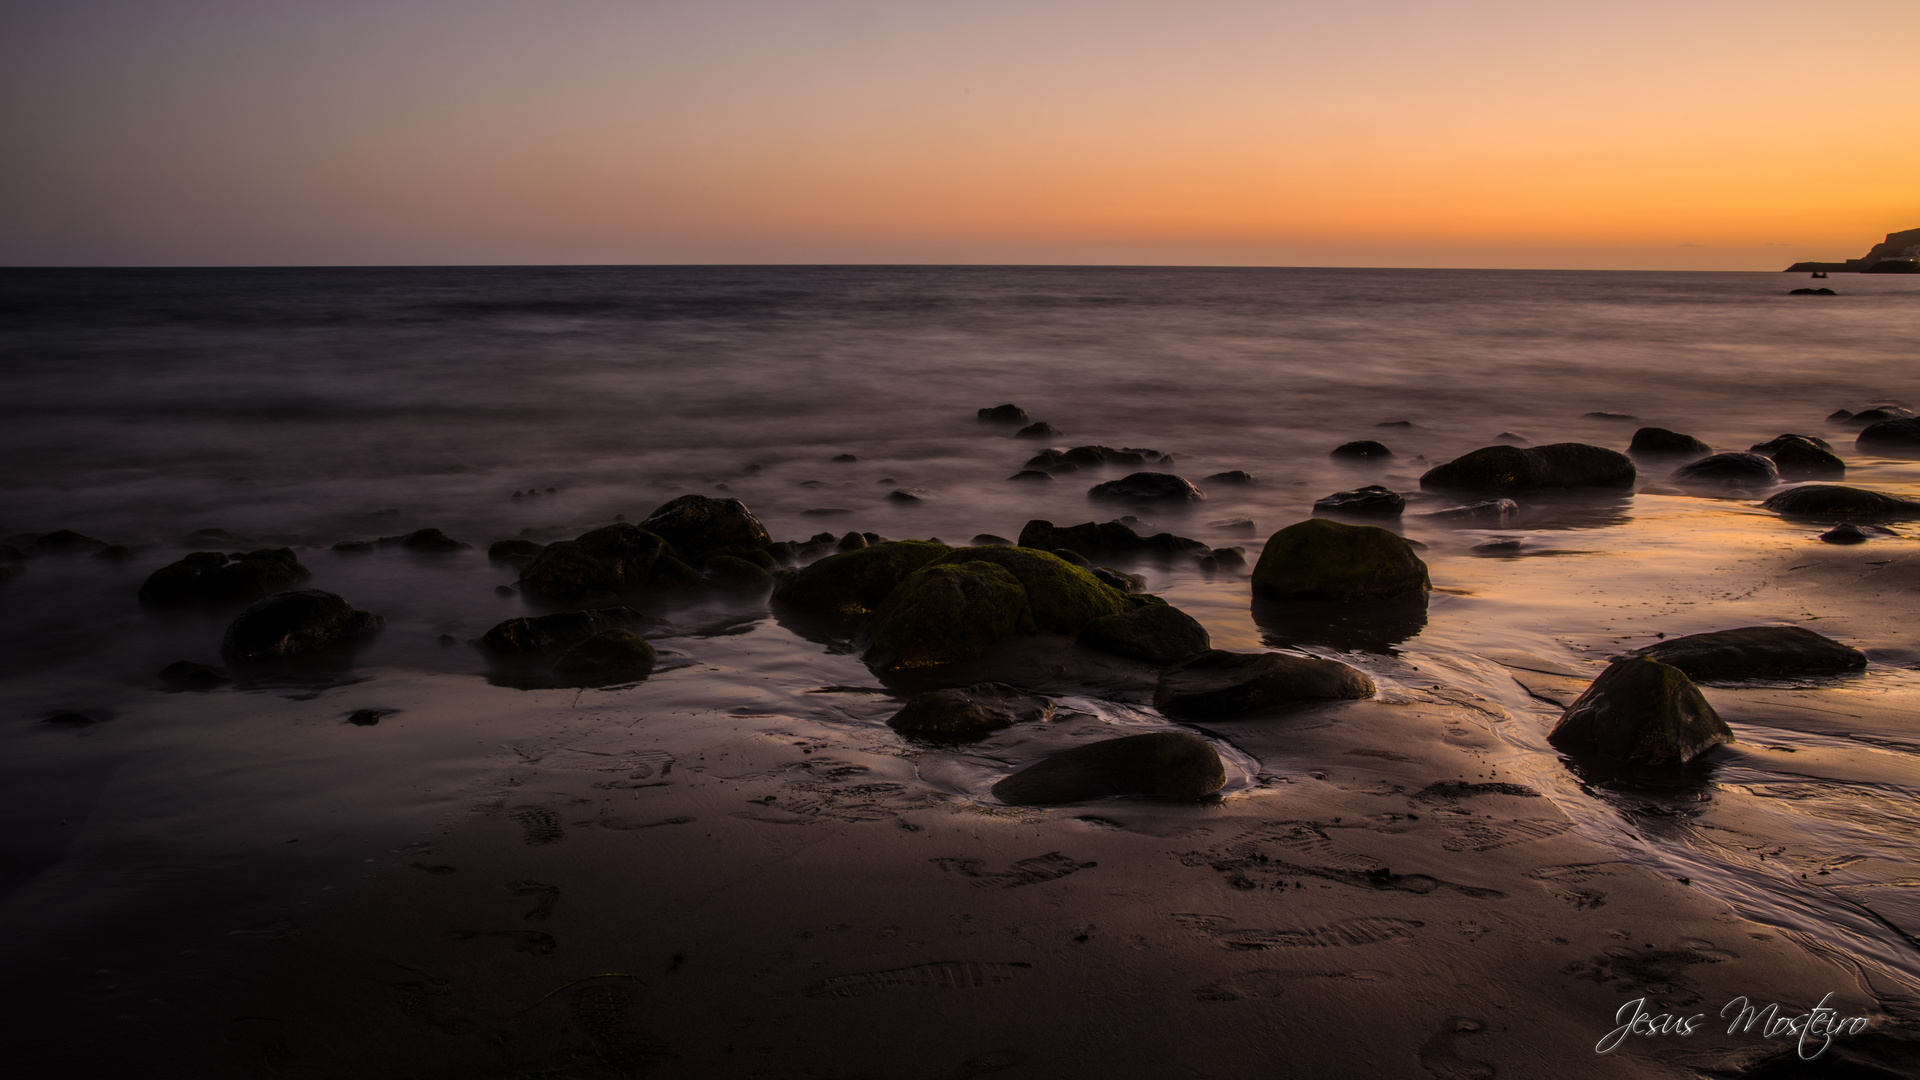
[[3, 0, 1915, 269]]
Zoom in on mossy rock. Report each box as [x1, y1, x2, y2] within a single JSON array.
[[1154, 649, 1375, 719], [928, 546, 1130, 634], [550, 629, 656, 685], [221, 589, 385, 665], [992, 732, 1226, 804], [705, 554, 774, 591], [479, 607, 649, 655], [1420, 442, 1635, 494], [861, 561, 1035, 672], [1626, 625, 1866, 681], [518, 523, 694, 602], [640, 494, 772, 565], [887, 683, 1055, 735], [1077, 603, 1210, 665], [1251, 518, 1430, 604], [139, 548, 310, 607], [772, 540, 953, 620], [1547, 657, 1732, 765]]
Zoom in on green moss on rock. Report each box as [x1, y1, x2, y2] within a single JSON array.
[[861, 561, 1034, 671], [1251, 518, 1430, 604], [139, 548, 311, 607], [1077, 602, 1211, 665], [771, 540, 953, 620], [518, 524, 694, 603], [929, 546, 1130, 633], [550, 628, 656, 685]]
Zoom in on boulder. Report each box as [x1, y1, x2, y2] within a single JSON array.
[[1547, 657, 1732, 765], [1629, 427, 1711, 459], [1016, 422, 1063, 439], [1827, 409, 1854, 423], [837, 531, 869, 552], [1312, 486, 1405, 519], [978, 404, 1030, 425], [992, 732, 1226, 804], [1202, 470, 1257, 485], [1583, 412, 1637, 421], [1757, 436, 1845, 480], [887, 487, 930, 503], [549, 629, 656, 685], [1155, 649, 1374, 719], [399, 528, 468, 552], [886, 683, 1055, 735], [1017, 519, 1208, 561], [1849, 406, 1914, 425], [1760, 485, 1920, 522], [479, 607, 650, 655], [1856, 418, 1920, 455], [1420, 443, 1635, 494], [928, 546, 1131, 633], [1064, 445, 1148, 467], [1626, 626, 1867, 681], [1820, 524, 1868, 544], [1087, 472, 1206, 503], [158, 660, 228, 690], [138, 549, 309, 607], [1251, 518, 1430, 604], [489, 539, 547, 568], [1669, 452, 1778, 489], [31, 529, 107, 553], [1330, 440, 1393, 461], [640, 494, 772, 564], [518, 523, 700, 602], [1076, 600, 1211, 665], [861, 561, 1035, 672], [1091, 567, 1146, 593], [1024, 449, 1079, 472], [705, 554, 774, 591], [221, 590, 384, 664], [772, 540, 952, 620]]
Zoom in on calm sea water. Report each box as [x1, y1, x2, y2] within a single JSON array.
[[4, 266, 1919, 1061]]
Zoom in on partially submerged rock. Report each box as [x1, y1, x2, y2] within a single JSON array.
[[1760, 485, 1920, 522], [978, 404, 1030, 425], [29, 529, 107, 553], [1016, 421, 1062, 439], [221, 590, 384, 665], [1202, 470, 1257, 485], [138, 549, 309, 607], [1856, 418, 1920, 455], [1421, 443, 1635, 494], [1547, 657, 1732, 765], [1629, 427, 1711, 459], [1155, 649, 1374, 719], [1330, 440, 1393, 461], [399, 528, 468, 552], [519, 523, 700, 602], [549, 629, 656, 685], [488, 538, 547, 568], [861, 561, 1033, 671], [479, 607, 650, 654], [1077, 600, 1211, 665], [1087, 472, 1206, 503], [887, 683, 1055, 735], [704, 554, 774, 591], [640, 494, 772, 565], [1669, 452, 1778, 489], [1251, 518, 1429, 604], [1626, 626, 1867, 681], [1018, 519, 1208, 561], [992, 732, 1225, 804], [772, 540, 952, 620], [1312, 485, 1405, 519], [1755, 435, 1845, 480]]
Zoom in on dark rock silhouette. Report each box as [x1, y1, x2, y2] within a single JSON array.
[[1420, 443, 1634, 494], [1155, 649, 1374, 719], [222, 590, 384, 665], [1087, 473, 1206, 503], [1548, 657, 1732, 765], [887, 683, 1054, 735], [992, 732, 1226, 804], [1312, 485, 1405, 519], [1252, 518, 1429, 603], [1760, 484, 1920, 522], [139, 549, 309, 607], [1629, 427, 1711, 459], [1625, 626, 1866, 681]]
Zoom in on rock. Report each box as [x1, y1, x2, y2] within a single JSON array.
[[479, 607, 651, 655], [1061, 445, 1148, 468], [1017, 519, 1208, 560], [1251, 518, 1429, 604], [1669, 452, 1778, 489], [1625, 626, 1867, 681], [1420, 498, 1519, 524], [1202, 470, 1257, 485], [138, 549, 311, 607], [861, 560, 1034, 671], [1330, 440, 1393, 460], [971, 534, 1014, 546], [836, 531, 868, 551], [488, 538, 547, 568], [1850, 405, 1914, 425], [1583, 411, 1637, 421], [833, 453, 858, 462], [929, 546, 1131, 634], [400, 528, 468, 552], [1629, 427, 1712, 459], [159, 660, 228, 690], [550, 629, 656, 685], [706, 555, 773, 591], [1820, 524, 1869, 544], [978, 404, 1030, 425], [31, 530, 107, 553], [1091, 567, 1145, 593], [1154, 649, 1374, 719], [1377, 420, 1415, 428], [1077, 601, 1211, 665], [1420, 443, 1635, 494], [1494, 432, 1529, 445], [1008, 470, 1053, 482], [221, 590, 384, 664], [888, 488, 930, 503], [773, 540, 951, 620], [1312, 485, 1405, 519], [1050, 548, 1091, 567], [1856, 418, 1920, 455], [1827, 409, 1855, 423], [1546, 657, 1732, 765], [44, 712, 98, 727], [886, 683, 1054, 735], [1788, 287, 1836, 295], [518, 523, 701, 602], [347, 709, 383, 726], [640, 494, 772, 564], [1016, 422, 1062, 439], [1752, 435, 1845, 480], [1208, 517, 1258, 535], [1211, 546, 1247, 570], [992, 732, 1226, 804], [1087, 473, 1206, 503], [1023, 449, 1076, 472], [1760, 485, 1920, 522]]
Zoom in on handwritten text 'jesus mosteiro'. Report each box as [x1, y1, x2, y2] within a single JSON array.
[[1596, 993, 1870, 1059]]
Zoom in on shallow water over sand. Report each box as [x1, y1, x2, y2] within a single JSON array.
[[3, 266, 1919, 1073]]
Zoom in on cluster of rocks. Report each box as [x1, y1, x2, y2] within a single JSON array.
[[2, 529, 137, 579]]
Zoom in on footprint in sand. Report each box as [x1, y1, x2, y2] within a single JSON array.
[[1417, 1016, 1496, 1079], [1173, 912, 1422, 950], [931, 852, 1097, 888], [445, 929, 557, 955], [506, 879, 558, 921], [1561, 941, 1734, 1009], [803, 961, 1032, 1000], [509, 806, 565, 846], [1193, 968, 1388, 1001], [1441, 818, 1571, 853], [1525, 863, 1616, 909], [568, 981, 668, 1075]]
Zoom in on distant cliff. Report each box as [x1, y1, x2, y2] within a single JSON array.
[[1787, 227, 1920, 273]]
